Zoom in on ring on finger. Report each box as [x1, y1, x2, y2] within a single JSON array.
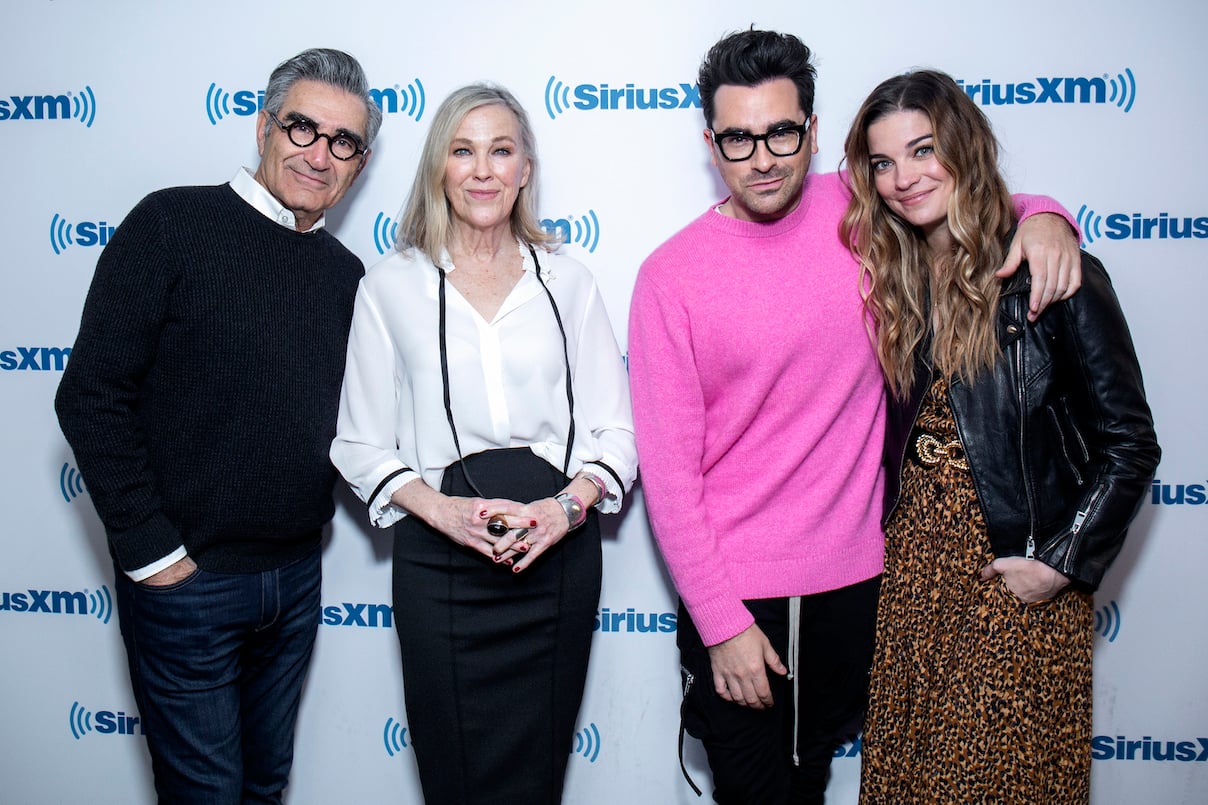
[[486, 514, 509, 538]]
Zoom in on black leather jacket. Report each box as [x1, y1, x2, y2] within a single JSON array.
[[884, 252, 1160, 590]]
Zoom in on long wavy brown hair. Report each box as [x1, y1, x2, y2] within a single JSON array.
[[840, 70, 1015, 400]]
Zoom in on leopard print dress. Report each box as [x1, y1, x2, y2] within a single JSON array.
[[859, 376, 1094, 805]]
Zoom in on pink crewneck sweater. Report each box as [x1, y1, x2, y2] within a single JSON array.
[[629, 172, 1073, 647], [629, 171, 886, 647]]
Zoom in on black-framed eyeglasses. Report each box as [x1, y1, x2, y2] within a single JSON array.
[[267, 110, 366, 161], [710, 120, 811, 162]]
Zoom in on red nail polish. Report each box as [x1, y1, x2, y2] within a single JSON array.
[[479, 510, 488, 518], [530, 520, 537, 527]]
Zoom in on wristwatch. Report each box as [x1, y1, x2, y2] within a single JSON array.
[[554, 492, 587, 530]]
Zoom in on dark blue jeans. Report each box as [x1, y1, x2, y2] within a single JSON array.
[[114, 549, 321, 804]]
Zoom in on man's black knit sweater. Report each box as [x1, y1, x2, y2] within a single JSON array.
[[56, 184, 364, 573]]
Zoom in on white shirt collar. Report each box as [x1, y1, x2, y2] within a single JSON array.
[[229, 167, 325, 233], [439, 240, 539, 275]]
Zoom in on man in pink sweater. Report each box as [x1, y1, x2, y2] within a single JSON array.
[[627, 30, 1080, 804]]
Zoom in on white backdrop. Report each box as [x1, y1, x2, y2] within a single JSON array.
[[2, 1, 1205, 802]]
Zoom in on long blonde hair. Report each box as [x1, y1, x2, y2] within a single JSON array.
[[840, 70, 1015, 400], [396, 83, 558, 261]]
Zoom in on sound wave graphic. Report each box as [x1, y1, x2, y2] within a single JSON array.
[[69, 701, 93, 740], [397, 80, 426, 121], [1075, 204, 1103, 247], [1093, 600, 1121, 642], [49, 213, 74, 255], [572, 722, 601, 763], [71, 86, 96, 128], [372, 212, 399, 255], [1109, 68, 1136, 113], [60, 462, 86, 502], [541, 210, 603, 253], [89, 586, 113, 624], [205, 83, 234, 126], [569, 210, 600, 253], [382, 717, 409, 756], [544, 76, 572, 120]]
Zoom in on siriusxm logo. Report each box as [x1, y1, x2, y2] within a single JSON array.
[[572, 722, 602, 763], [0, 347, 72, 371], [60, 463, 88, 503], [1092, 735, 1208, 762], [69, 701, 143, 739], [544, 76, 699, 119], [1077, 206, 1208, 246], [383, 717, 411, 756], [371, 212, 399, 255], [371, 210, 604, 255], [594, 607, 676, 634], [1094, 600, 1122, 642], [1149, 479, 1208, 506], [382, 716, 602, 762], [205, 80, 426, 125], [541, 210, 602, 253], [321, 601, 393, 628], [1, 585, 112, 623], [0, 86, 96, 127], [49, 213, 115, 255], [956, 68, 1135, 112]]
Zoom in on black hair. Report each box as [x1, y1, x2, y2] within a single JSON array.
[[698, 29, 816, 128]]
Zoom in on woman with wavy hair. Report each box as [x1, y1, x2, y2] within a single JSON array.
[[841, 70, 1159, 803]]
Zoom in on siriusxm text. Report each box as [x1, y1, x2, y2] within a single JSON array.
[[958, 76, 1110, 106], [1092, 735, 1208, 762], [1101, 213, 1208, 240], [572, 83, 700, 111], [1, 347, 71, 371], [92, 711, 144, 736], [1, 589, 87, 614], [1151, 481, 1208, 506], [65, 221, 116, 248], [0, 94, 71, 120], [210, 88, 415, 117], [594, 607, 676, 634], [321, 602, 393, 628]]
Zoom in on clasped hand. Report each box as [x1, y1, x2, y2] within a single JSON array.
[[431, 495, 570, 574]]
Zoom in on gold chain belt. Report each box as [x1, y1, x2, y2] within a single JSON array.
[[915, 433, 969, 471]]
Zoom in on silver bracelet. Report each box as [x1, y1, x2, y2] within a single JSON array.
[[578, 472, 608, 507], [554, 492, 587, 529]]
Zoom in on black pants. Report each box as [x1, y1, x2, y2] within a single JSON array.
[[678, 575, 880, 805], [393, 449, 601, 805]]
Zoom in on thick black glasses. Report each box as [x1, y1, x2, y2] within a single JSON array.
[[267, 110, 365, 161], [710, 120, 811, 162]]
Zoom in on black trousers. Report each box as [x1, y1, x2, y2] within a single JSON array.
[[677, 575, 880, 805], [393, 449, 601, 805]]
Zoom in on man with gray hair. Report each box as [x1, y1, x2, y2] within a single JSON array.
[[56, 48, 380, 803]]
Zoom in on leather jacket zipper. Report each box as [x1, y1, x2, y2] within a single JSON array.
[[1009, 303, 1038, 559]]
